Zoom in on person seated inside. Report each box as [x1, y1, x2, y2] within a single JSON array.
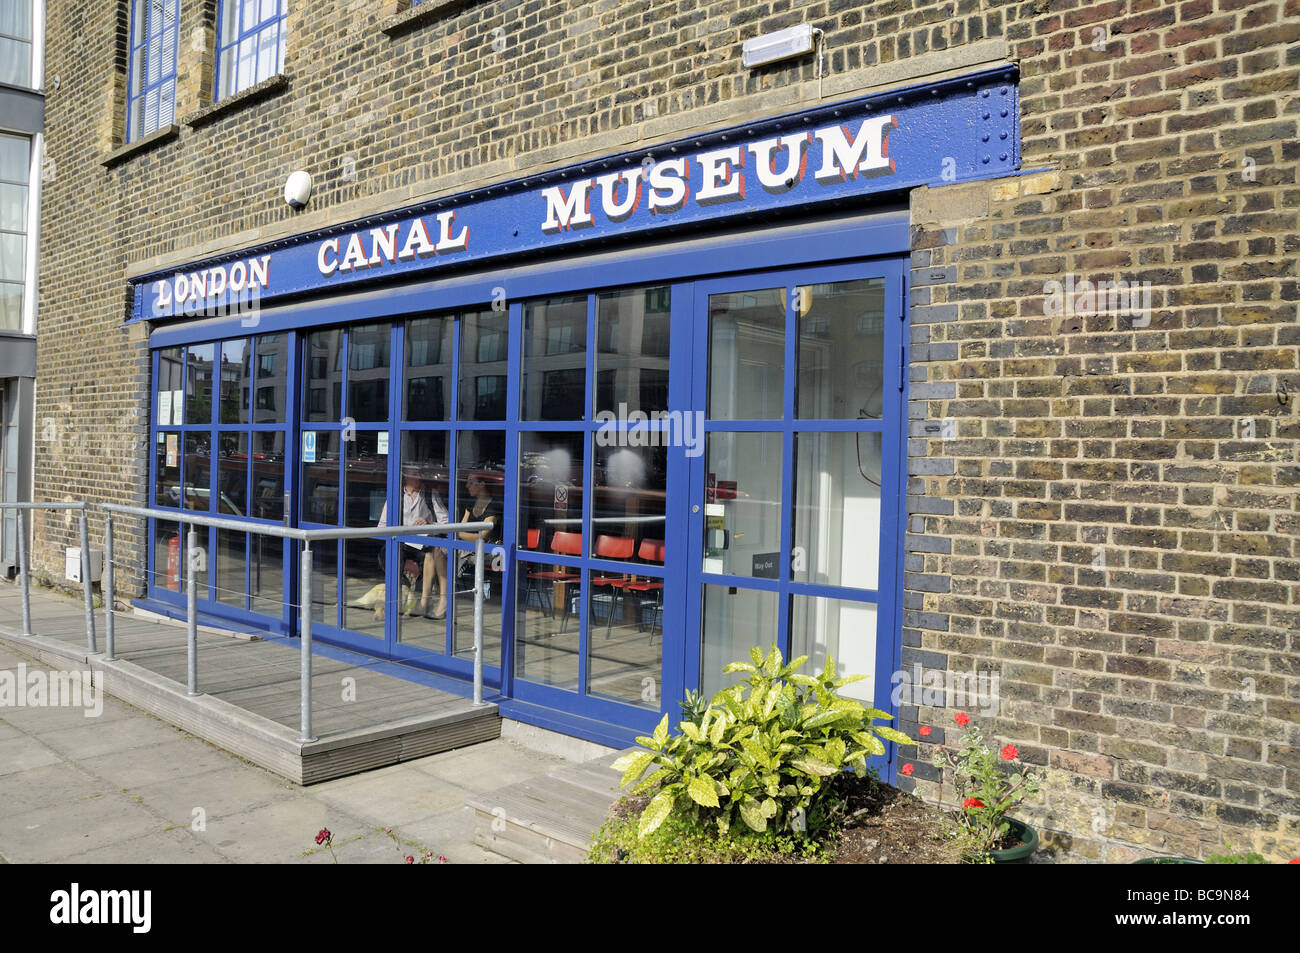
[[379, 467, 449, 619], [456, 472, 501, 582]]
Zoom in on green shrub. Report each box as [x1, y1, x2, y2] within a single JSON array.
[[611, 645, 911, 840], [588, 798, 831, 864]]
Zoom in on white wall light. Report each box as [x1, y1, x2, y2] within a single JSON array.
[[284, 170, 313, 209], [742, 23, 816, 69]]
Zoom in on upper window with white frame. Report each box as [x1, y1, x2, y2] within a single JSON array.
[[0, 0, 34, 88], [217, 1, 287, 100], [127, 0, 180, 142]]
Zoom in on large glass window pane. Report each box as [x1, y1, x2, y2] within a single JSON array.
[[790, 595, 877, 704], [305, 329, 342, 423], [342, 538, 385, 638], [219, 339, 250, 424], [215, 529, 247, 608], [702, 432, 782, 578], [591, 439, 666, 564], [518, 431, 584, 551], [708, 288, 785, 420], [587, 581, 663, 710], [522, 295, 587, 420], [796, 278, 886, 419], [308, 540, 339, 626], [516, 572, 582, 690], [0, 182, 26, 231], [0, 283, 20, 331], [183, 432, 211, 511], [301, 430, 339, 524], [253, 333, 288, 424], [250, 537, 283, 616], [459, 310, 508, 421], [0, 36, 30, 87], [153, 520, 181, 592], [250, 431, 285, 521], [701, 585, 779, 698], [404, 315, 453, 421], [0, 233, 22, 281], [0, 133, 28, 182], [155, 431, 180, 507], [344, 430, 386, 528], [455, 430, 506, 544], [792, 431, 881, 591], [348, 323, 391, 422], [215, 431, 248, 516], [185, 343, 215, 425], [156, 347, 183, 425], [395, 430, 452, 646], [595, 286, 671, 416]]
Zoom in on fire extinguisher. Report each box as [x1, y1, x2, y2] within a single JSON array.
[[168, 534, 180, 589]]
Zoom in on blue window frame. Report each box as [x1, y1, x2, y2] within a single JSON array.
[[216, 0, 287, 101], [143, 211, 911, 751], [127, 0, 180, 142]]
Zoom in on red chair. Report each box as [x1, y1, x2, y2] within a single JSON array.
[[623, 539, 666, 644], [590, 535, 635, 637], [525, 531, 582, 623]]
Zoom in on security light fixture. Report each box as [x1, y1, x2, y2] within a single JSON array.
[[284, 171, 313, 209], [742, 23, 816, 69]]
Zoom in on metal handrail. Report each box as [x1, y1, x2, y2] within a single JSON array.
[[98, 503, 492, 744], [0, 501, 97, 652]]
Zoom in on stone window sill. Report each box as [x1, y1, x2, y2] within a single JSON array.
[[183, 73, 290, 130], [382, 1, 473, 37], [100, 125, 180, 169]]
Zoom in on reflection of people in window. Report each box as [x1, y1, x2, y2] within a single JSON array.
[[457, 473, 501, 580], [379, 468, 448, 619]]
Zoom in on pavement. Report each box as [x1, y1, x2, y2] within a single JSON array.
[[0, 639, 575, 864]]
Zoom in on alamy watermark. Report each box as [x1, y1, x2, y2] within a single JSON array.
[[1044, 274, 1153, 328], [0, 663, 103, 717], [594, 402, 704, 458], [890, 663, 1000, 717]]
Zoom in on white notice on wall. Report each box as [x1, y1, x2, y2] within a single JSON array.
[[377, 432, 389, 455], [171, 390, 183, 425], [157, 391, 172, 426]]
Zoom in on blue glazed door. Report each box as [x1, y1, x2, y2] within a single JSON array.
[[683, 258, 907, 771]]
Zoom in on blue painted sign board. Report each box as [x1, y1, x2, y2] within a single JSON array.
[[131, 67, 1018, 321]]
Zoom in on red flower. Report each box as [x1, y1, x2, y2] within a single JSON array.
[[1290, 859, 1300, 864], [405, 855, 414, 864], [1001, 744, 1019, 761], [963, 797, 984, 811], [954, 712, 970, 727], [437, 855, 447, 863], [901, 762, 915, 776], [315, 828, 331, 846], [919, 725, 931, 737]]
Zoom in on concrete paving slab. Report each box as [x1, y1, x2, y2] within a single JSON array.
[[75, 737, 248, 790], [48, 826, 234, 864], [195, 797, 373, 864], [314, 769, 473, 828], [33, 714, 192, 760], [0, 792, 168, 863], [0, 735, 62, 777], [0, 761, 111, 816], [125, 764, 299, 828], [410, 738, 566, 790]]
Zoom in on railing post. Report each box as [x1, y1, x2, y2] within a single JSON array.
[[103, 513, 116, 661], [15, 508, 30, 637], [78, 508, 97, 654], [473, 532, 484, 706], [186, 523, 199, 695], [299, 539, 315, 743]]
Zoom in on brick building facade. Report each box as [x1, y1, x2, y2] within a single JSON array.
[[31, 0, 1300, 862]]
